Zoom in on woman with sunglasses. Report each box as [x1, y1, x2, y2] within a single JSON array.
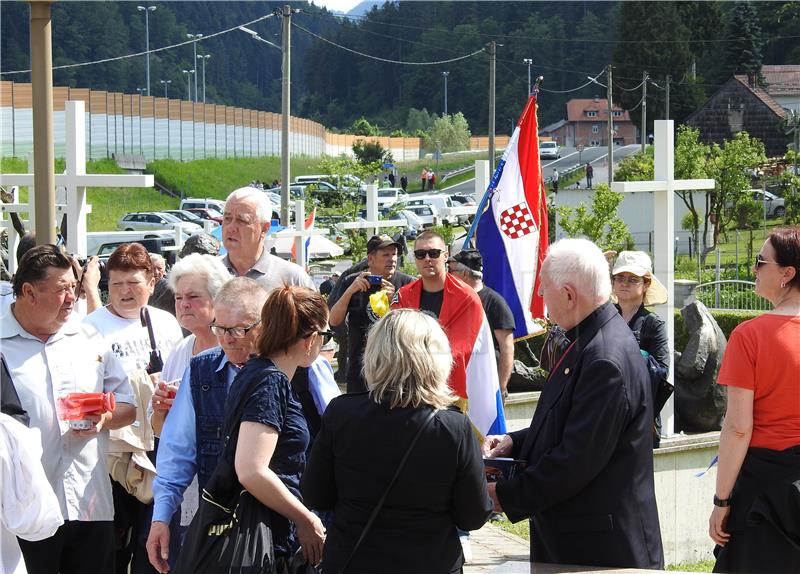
[[709, 227, 800, 573], [225, 285, 330, 569], [610, 251, 670, 448]]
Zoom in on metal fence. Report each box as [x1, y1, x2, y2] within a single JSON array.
[[693, 280, 770, 311]]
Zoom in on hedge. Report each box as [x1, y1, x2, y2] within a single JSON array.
[[515, 308, 763, 365]]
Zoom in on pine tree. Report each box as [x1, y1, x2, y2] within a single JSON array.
[[723, 2, 764, 83]]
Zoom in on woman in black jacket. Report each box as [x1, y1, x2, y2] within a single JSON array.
[[301, 308, 492, 574], [611, 251, 670, 447]]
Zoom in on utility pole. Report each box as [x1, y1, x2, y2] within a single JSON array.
[[187, 33, 202, 102], [523, 58, 533, 96], [137, 6, 156, 96], [488, 41, 496, 171], [665, 74, 671, 121], [197, 54, 211, 103], [280, 5, 293, 227], [641, 71, 648, 153], [607, 64, 613, 185], [442, 71, 449, 116]]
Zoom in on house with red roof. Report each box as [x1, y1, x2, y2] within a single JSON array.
[[539, 97, 637, 148]]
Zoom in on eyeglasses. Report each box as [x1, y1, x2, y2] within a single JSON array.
[[210, 319, 261, 339], [612, 275, 645, 285], [414, 248, 444, 260], [305, 330, 335, 345], [755, 254, 781, 269]]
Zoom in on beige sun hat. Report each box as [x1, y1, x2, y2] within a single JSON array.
[[611, 251, 668, 306]]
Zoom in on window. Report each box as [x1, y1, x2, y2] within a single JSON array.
[[592, 125, 599, 134], [612, 111, 623, 117], [586, 111, 598, 118], [590, 140, 600, 147]]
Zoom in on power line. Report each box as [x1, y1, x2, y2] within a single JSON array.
[[0, 12, 277, 76], [292, 23, 485, 66]]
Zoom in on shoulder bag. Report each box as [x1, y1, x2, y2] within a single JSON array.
[[173, 365, 279, 574], [338, 407, 438, 574]]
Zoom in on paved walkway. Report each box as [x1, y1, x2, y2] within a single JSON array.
[[464, 522, 530, 573]]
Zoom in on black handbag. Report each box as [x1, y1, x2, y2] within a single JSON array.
[[173, 367, 279, 574]]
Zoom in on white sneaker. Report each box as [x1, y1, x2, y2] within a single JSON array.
[[459, 533, 473, 562]]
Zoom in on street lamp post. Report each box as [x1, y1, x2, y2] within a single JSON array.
[[523, 58, 533, 95], [442, 71, 449, 116], [182, 69, 195, 101], [137, 6, 156, 96], [135, 88, 145, 154], [197, 54, 211, 104], [187, 33, 203, 102], [160, 79, 171, 98]]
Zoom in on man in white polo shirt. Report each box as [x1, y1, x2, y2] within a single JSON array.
[[0, 245, 136, 574]]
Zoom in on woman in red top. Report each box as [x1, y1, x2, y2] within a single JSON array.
[[709, 226, 800, 573]]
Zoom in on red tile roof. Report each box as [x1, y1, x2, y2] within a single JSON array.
[[565, 98, 631, 122], [733, 75, 789, 119], [761, 65, 800, 97]]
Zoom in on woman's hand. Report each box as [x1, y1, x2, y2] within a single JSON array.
[[709, 505, 731, 546], [296, 512, 326, 566]]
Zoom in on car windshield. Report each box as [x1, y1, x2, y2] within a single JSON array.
[[541, 142, 557, 149], [160, 213, 181, 223], [379, 189, 397, 197]]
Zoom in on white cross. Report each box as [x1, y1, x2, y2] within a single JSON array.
[[0, 101, 154, 258], [611, 120, 715, 436], [337, 184, 405, 237]]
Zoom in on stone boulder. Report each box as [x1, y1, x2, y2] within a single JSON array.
[[674, 301, 728, 432]]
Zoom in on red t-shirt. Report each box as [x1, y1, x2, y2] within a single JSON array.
[[716, 314, 800, 451]]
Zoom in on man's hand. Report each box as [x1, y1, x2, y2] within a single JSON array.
[[483, 434, 513, 458], [488, 482, 504, 513], [81, 256, 101, 291], [146, 521, 171, 573], [380, 277, 396, 299], [346, 272, 372, 295], [71, 412, 111, 437], [152, 381, 179, 413]]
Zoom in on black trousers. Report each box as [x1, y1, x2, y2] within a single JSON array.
[[18, 520, 114, 574]]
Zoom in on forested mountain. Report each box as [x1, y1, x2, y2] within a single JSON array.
[[1, 1, 798, 136]]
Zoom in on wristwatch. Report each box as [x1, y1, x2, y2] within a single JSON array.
[[713, 494, 731, 507]]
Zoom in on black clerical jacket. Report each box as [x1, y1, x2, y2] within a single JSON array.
[[496, 302, 664, 569]]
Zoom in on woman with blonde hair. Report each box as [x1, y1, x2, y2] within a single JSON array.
[[301, 308, 492, 574]]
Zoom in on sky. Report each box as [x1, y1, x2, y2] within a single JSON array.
[[311, 0, 364, 14]]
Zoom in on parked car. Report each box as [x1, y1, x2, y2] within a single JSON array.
[[118, 211, 201, 232], [752, 189, 786, 218], [162, 209, 208, 227], [404, 204, 441, 227], [539, 141, 561, 160], [406, 194, 464, 225], [395, 209, 425, 239], [180, 198, 225, 215], [449, 193, 477, 206], [185, 207, 223, 224], [377, 187, 410, 208]]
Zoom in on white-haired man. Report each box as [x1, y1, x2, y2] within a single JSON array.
[[484, 238, 664, 569], [221, 187, 313, 290]]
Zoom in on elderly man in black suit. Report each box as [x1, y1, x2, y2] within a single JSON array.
[[484, 238, 664, 569]]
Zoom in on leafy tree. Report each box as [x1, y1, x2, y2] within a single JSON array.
[[614, 147, 654, 182], [350, 117, 381, 137], [780, 149, 800, 224], [424, 113, 471, 153], [723, 2, 764, 83], [352, 139, 391, 167], [406, 108, 435, 133], [556, 184, 633, 252]]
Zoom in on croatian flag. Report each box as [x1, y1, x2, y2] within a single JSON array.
[[472, 94, 549, 338], [393, 274, 507, 436], [291, 207, 316, 267]]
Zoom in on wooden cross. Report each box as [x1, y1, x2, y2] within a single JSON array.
[[611, 120, 716, 436], [0, 101, 154, 259]]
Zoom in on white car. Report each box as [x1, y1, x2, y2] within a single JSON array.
[[180, 198, 225, 215], [118, 211, 201, 232], [751, 189, 785, 218], [377, 187, 409, 208], [539, 141, 561, 160], [404, 204, 441, 228]]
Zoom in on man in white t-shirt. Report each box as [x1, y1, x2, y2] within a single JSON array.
[[220, 187, 314, 291]]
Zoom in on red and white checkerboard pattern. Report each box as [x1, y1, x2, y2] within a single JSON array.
[[499, 202, 537, 239]]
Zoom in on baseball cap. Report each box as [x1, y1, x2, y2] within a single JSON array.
[[367, 234, 401, 254], [449, 249, 483, 273]]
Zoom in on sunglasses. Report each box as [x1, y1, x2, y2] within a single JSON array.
[[305, 330, 335, 345], [613, 275, 646, 285], [210, 319, 261, 339], [414, 248, 444, 260], [755, 254, 780, 269]]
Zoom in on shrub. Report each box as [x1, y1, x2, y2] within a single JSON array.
[[674, 308, 761, 351]]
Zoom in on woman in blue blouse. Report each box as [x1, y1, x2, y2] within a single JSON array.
[[226, 285, 330, 568]]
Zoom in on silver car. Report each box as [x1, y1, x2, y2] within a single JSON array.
[[118, 211, 200, 232]]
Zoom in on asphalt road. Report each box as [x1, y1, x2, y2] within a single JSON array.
[[436, 144, 642, 197]]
